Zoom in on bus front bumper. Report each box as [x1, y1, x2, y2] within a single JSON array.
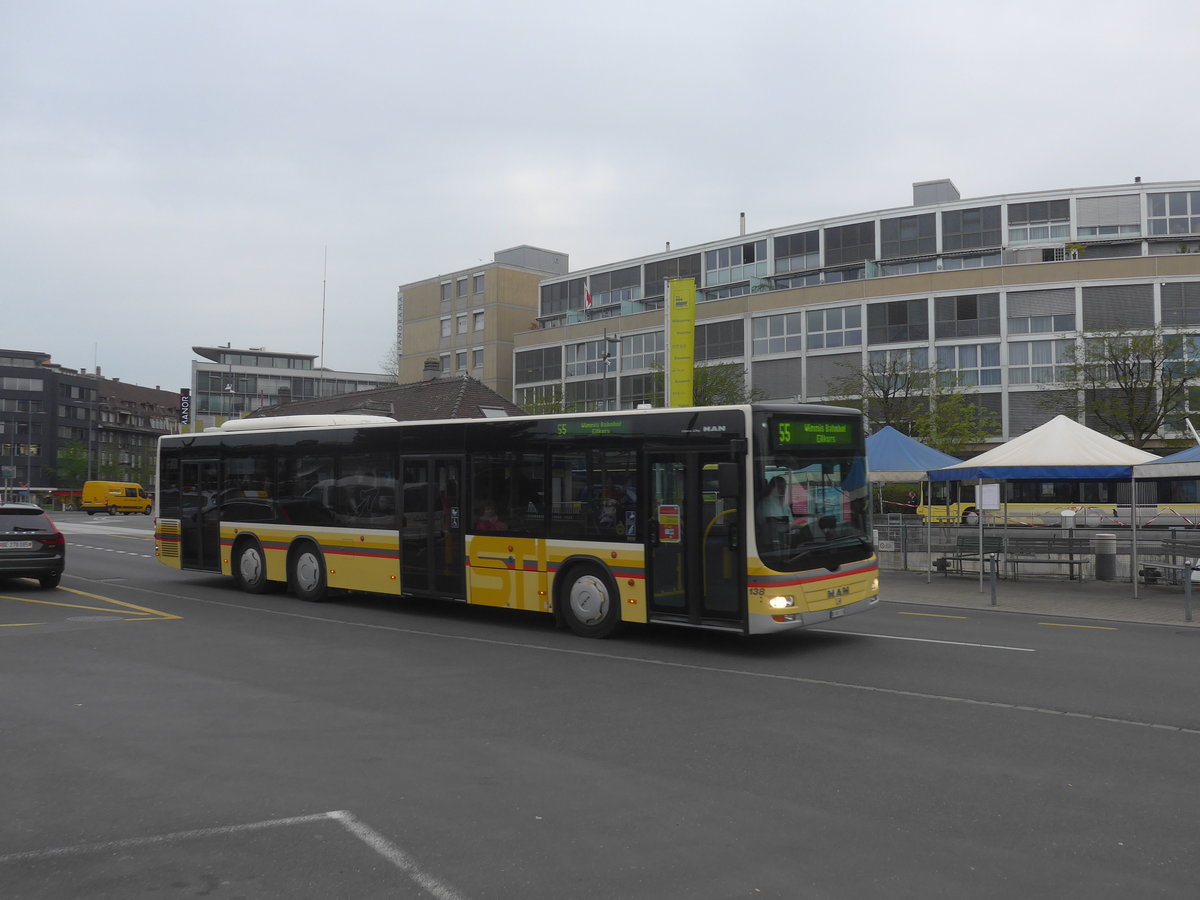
[[748, 593, 880, 635]]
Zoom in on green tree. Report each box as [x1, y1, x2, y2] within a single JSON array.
[[648, 362, 761, 406], [48, 440, 90, 489], [1053, 327, 1200, 448], [826, 354, 997, 455]]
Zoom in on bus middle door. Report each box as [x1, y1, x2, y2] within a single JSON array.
[[647, 451, 743, 628]]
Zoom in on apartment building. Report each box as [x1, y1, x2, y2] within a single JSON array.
[[511, 178, 1200, 441]]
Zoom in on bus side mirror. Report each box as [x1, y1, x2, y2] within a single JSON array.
[[716, 462, 738, 499]]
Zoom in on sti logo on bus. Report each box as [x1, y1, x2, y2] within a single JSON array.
[[827, 586, 850, 599]]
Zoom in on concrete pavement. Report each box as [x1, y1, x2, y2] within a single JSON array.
[[880, 566, 1199, 627]]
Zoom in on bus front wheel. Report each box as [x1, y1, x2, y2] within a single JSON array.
[[560, 564, 620, 638], [289, 543, 328, 603], [234, 540, 271, 594], [962, 509, 980, 525]]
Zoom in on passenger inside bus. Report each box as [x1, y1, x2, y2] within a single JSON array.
[[759, 476, 792, 542], [475, 503, 507, 531]]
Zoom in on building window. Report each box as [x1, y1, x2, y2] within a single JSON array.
[[644, 255, 702, 303], [1009, 339, 1070, 384], [515, 347, 562, 384], [941, 252, 1001, 270], [942, 206, 1001, 251], [703, 284, 753, 301], [473, 311, 485, 331], [752, 312, 804, 355], [879, 258, 938, 277], [440, 317, 451, 338], [806, 307, 862, 350], [457, 315, 468, 335], [934, 294, 1000, 338], [1076, 194, 1141, 237], [539, 279, 587, 317], [1149, 191, 1200, 236], [589, 265, 640, 308], [824, 222, 875, 267], [472, 348, 484, 369], [441, 282, 451, 302], [1007, 199, 1070, 243], [439, 354, 450, 373], [880, 214, 935, 259], [565, 340, 611, 377], [1162, 282, 1200, 326], [694, 320, 744, 361], [456, 351, 467, 371], [867, 299, 928, 344], [457, 277, 468, 298], [705, 240, 768, 286], [1008, 312, 1075, 334], [935, 343, 1001, 386], [620, 331, 664, 370], [774, 230, 819, 273], [473, 273, 485, 294], [867, 347, 929, 383]]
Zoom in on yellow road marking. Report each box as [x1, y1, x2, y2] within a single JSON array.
[[1039, 622, 1117, 631], [57, 586, 181, 620], [1, 622, 44, 627], [898, 611, 969, 619], [1, 587, 179, 621]]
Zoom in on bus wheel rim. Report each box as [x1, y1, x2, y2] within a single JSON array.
[[295, 552, 321, 592], [568, 574, 609, 626], [239, 546, 262, 584]]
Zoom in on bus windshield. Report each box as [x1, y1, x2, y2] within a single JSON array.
[[756, 414, 871, 572]]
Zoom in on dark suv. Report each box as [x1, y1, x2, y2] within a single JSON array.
[[0, 503, 66, 589]]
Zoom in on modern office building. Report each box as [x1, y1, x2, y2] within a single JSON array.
[[1, 349, 180, 497], [394, 245, 568, 399], [190, 345, 393, 430], [511, 178, 1200, 442]]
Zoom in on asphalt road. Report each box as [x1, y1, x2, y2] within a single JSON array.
[[2, 512, 1198, 898]]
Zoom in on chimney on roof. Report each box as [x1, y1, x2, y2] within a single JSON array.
[[422, 358, 440, 382], [278, 385, 292, 404], [739, 212, 746, 236]]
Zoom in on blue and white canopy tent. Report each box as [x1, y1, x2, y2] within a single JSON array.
[[928, 415, 1157, 483], [865, 425, 962, 515], [929, 414, 1158, 594], [866, 425, 962, 483]]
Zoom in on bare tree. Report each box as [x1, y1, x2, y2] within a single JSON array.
[[826, 352, 997, 454], [1055, 327, 1200, 448]]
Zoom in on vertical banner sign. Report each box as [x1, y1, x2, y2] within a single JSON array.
[[666, 277, 696, 407], [179, 388, 191, 427]]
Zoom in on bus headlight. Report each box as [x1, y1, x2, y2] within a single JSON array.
[[768, 595, 792, 609]]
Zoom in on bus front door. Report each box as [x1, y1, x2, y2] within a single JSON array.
[[179, 458, 221, 571], [647, 452, 743, 628], [400, 457, 465, 597]]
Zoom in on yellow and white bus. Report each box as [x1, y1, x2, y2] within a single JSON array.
[[154, 404, 878, 637], [917, 479, 1200, 527]]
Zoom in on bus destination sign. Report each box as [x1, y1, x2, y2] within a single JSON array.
[[556, 419, 631, 437], [776, 420, 853, 447]]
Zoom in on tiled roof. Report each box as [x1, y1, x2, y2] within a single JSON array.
[[245, 375, 526, 421]]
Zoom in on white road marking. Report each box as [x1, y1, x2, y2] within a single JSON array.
[[812, 628, 1036, 652], [87, 581, 1200, 737], [0, 810, 464, 899]]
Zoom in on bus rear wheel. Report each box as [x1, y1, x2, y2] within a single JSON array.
[[290, 543, 328, 603], [560, 564, 620, 638], [234, 540, 271, 594]]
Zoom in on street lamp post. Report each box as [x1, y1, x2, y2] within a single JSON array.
[[601, 329, 621, 411]]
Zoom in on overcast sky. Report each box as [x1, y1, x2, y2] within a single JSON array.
[[4, 0, 1198, 393]]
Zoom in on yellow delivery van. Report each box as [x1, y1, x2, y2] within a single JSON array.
[[81, 481, 152, 515]]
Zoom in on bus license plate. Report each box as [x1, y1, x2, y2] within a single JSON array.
[[1, 540, 34, 549], [830, 608, 845, 618]]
